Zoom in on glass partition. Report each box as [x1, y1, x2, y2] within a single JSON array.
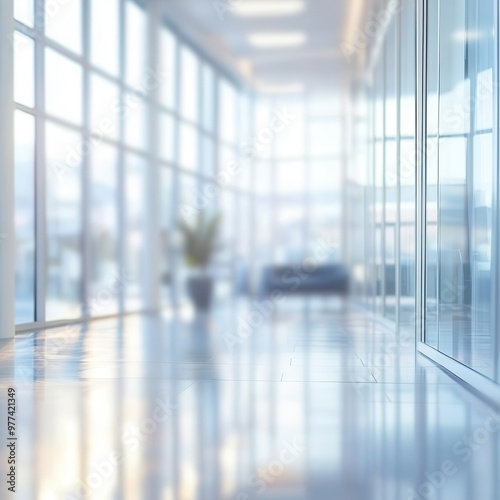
[[422, 0, 497, 379]]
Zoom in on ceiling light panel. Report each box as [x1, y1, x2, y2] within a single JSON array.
[[232, 1, 306, 18], [248, 32, 307, 49]]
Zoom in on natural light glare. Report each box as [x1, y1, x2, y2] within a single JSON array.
[[452, 29, 485, 41], [248, 32, 307, 48], [232, 0, 305, 17]]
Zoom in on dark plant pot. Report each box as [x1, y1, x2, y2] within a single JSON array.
[[187, 275, 213, 311]]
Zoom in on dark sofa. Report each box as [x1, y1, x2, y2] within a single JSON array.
[[260, 264, 349, 296]]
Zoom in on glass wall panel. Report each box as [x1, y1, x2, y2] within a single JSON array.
[[219, 79, 237, 145], [200, 135, 215, 178], [384, 18, 397, 320], [159, 167, 173, 307], [309, 120, 342, 157], [309, 161, 341, 200], [159, 28, 177, 110], [399, 0, 416, 326], [12, 0, 253, 327], [178, 173, 200, 303], [158, 112, 175, 163], [45, 49, 83, 125], [235, 195, 251, 295], [45, 0, 82, 55], [89, 143, 119, 316], [124, 92, 147, 150], [125, 0, 147, 89], [90, 0, 119, 76], [14, 32, 34, 108], [14, 111, 36, 324], [253, 100, 272, 160], [423, 0, 497, 380], [309, 203, 342, 262], [275, 203, 306, 264], [14, 0, 34, 27], [275, 99, 304, 159], [238, 156, 252, 193], [216, 188, 235, 300], [45, 123, 83, 320], [125, 154, 147, 311], [424, 0, 439, 348], [374, 78, 384, 315], [202, 65, 215, 133], [180, 46, 199, 123], [179, 123, 199, 172], [90, 73, 120, 141], [276, 162, 305, 198], [255, 162, 272, 197]]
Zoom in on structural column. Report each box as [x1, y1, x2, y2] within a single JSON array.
[[0, 0, 15, 339], [146, 0, 161, 313]]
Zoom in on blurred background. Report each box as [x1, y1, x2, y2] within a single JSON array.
[[3, 0, 500, 498]]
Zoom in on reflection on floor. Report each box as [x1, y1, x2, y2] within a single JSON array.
[[0, 299, 499, 499]]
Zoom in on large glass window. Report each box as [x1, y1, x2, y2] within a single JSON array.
[[219, 79, 237, 145], [45, 0, 82, 54], [90, 0, 120, 76], [422, 0, 497, 380], [179, 123, 199, 172], [125, 154, 147, 311], [125, 0, 147, 89], [159, 167, 173, 306], [353, 0, 418, 333], [180, 46, 199, 123], [159, 28, 177, 110], [14, 32, 34, 108], [45, 123, 83, 321], [124, 92, 147, 151], [11, 0, 254, 327], [45, 49, 83, 124], [158, 112, 175, 163], [90, 73, 120, 141], [399, 0, 416, 326], [14, 0, 34, 27], [89, 143, 119, 316]]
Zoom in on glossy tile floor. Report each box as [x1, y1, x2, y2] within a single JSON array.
[[0, 298, 499, 500]]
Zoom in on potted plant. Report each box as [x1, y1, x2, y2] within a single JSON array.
[[179, 212, 221, 311]]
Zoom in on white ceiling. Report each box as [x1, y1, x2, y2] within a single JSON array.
[[155, 0, 355, 93]]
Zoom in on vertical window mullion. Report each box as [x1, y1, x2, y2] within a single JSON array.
[[81, 0, 91, 317], [117, 0, 126, 315]]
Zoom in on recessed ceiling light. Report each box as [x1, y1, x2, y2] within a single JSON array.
[[248, 32, 307, 49], [232, 1, 305, 17], [258, 82, 305, 94]]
